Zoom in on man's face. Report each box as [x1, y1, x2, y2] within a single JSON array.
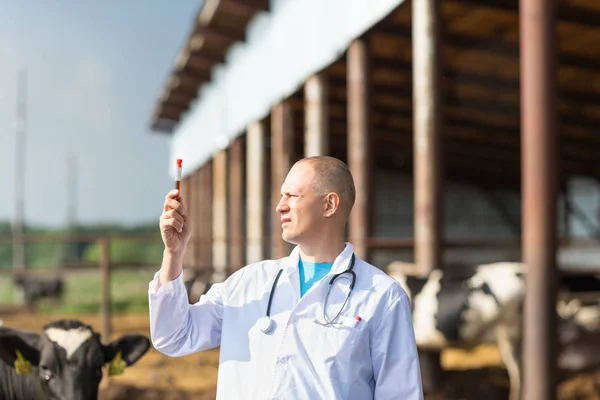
[[276, 162, 325, 245]]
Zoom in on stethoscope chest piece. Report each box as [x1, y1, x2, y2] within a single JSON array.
[[258, 316, 273, 333]]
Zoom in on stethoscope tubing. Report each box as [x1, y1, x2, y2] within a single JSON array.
[[262, 254, 356, 331]]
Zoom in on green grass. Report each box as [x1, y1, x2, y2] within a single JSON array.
[[0, 268, 157, 315]]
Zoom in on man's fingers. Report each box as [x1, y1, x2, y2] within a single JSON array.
[[164, 209, 184, 225], [163, 198, 186, 217], [161, 215, 184, 233], [163, 190, 182, 212]]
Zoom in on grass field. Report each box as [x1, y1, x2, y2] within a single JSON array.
[[0, 267, 156, 315]]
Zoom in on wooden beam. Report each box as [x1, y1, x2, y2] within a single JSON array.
[[347, 39, 372, 260], [367, 56, 600, 107], [328, 98, 600, 150], [246, 121, 266, 263], [151, 118, 178, 133], [218, 0, 269, 15], [176, 71, 211, 88], [228, 136, 244, 273], [185, 56, 219, 71], [212, 150, 228, 283], [194, 27, 244, 45], [182, 175, 196, 268], [329, 76, 600, 134], [304, 73, 329, 156], [449, 0, 600, 29], [161, 91, 197, 109], [271, 101, 295, 259], [375, 23, 600, 72], [167, 81, 200, 99], [187, 50, 225, 65], [192, 171, 203, 271], [155, 105, 184, 121], [200, 162, 214, 269]]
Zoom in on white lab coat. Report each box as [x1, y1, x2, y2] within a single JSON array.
[[148, 243, 423, 399]]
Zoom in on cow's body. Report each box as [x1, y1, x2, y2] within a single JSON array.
[[387, 261, 600, 400], [0, 319, 150, 400], [182, 269, 213, 303], [13, 276, 64, 309]]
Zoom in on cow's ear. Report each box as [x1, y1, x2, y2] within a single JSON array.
[[0, 329, 40, 374], [103, 334, 150, 370]]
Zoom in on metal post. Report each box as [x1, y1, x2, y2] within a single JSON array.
[[99, 237, 111, 343], [521, 0, 559, 398], [413, 0, 442, 275], [13, 69, 27, 273], [347, 38, 372, 260]]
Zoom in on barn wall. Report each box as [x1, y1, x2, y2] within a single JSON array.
[[368, 169, 600, 271]]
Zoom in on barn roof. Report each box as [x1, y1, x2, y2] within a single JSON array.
[[150, 0, 600, 185], [149, 0, 270, 133]]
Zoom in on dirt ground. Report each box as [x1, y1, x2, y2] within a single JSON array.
[[1, 311, 599, 399]]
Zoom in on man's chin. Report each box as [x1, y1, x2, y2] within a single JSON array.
[[281, 233, 298, 245]]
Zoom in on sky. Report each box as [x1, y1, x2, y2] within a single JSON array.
[[0, 1, 202, 228]]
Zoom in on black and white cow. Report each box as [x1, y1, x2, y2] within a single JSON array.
[[13, 275, 64, 309], [388, 261, 525, 399], [0, 319, 151, 400], [387, 261, 600, 400], [182, 269, 213, 304]]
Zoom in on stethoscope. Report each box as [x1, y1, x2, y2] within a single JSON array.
[[258, 254, 357, 334]]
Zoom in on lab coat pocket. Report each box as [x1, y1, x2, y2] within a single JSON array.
[[301, 315, 364, 383], [312, 315, 362, 347]]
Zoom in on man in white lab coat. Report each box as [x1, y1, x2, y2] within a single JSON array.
[[149, 156, 423, 399]]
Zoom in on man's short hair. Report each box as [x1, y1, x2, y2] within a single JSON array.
[[299, 156, 356, 218]]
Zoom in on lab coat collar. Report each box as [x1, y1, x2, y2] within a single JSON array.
[[282, 242, 356, 276]]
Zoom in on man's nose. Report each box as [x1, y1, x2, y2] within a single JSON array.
[[276, 197, 288, 213]]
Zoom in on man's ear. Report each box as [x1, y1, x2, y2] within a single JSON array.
[[0, 328, 41, 371], [323, 192, 340, 217], [103, 334, 150, 367]]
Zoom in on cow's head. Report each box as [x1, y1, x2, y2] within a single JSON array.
[[0, 319, 150, 400]]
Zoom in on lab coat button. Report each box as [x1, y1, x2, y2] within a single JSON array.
[[276, 356, 288, 365]]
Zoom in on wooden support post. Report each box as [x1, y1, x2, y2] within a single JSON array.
[[201, 162, 214, 272], [413, 0, 443, 275], [99, 237, 111, 343], [521, 0, 559, 397], [246, 121, 266, 263], [192, 171, 202, 270], [347, 38, 372, 260], [182, 176, 195, 268], [271, 101, 295, 259], [212, 150, 228, 283], [305, 73, 329, 157], [228, 136, 244, 273]]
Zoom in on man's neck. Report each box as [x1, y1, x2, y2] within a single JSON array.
[[298, 239, 346, 263]]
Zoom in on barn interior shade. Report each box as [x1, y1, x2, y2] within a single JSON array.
[[169, 0, 405, 179]]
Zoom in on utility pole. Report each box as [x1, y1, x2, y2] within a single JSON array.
[[64, 152, 78, 266], [13, 69, 27, 273]]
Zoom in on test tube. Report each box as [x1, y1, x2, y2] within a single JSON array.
[[175, 159, 182, 201]]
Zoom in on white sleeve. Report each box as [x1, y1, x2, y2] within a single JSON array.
[[148, 269, 241, 357], [371, 293, 424, 399]]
